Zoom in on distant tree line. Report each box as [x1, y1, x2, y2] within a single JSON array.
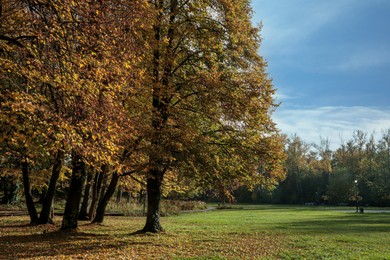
[[233, 130, 390, 207]]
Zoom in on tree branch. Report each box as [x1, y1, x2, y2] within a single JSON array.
[[0, 35, 24, 47]]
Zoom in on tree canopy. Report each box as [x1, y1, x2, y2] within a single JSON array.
[[1, 0, 286, 232]]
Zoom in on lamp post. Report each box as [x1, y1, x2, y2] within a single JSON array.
[[354, 179, 358, 213]]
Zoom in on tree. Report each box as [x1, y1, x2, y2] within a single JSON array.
[[1, 0, 149, 229], [372, 130, 390, 206], [0, 175, 20, 204], [0, 0, 59, 224], [311, 138, 333, 203], [332, 131, 367, 206], [140, 0, 285, 232], [327, 168, 355, 204], [274, 135, 311, 203], [2, 0, 285, 231]]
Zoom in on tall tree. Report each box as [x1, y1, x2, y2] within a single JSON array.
[[374, 130, 390, 206], [275, 135, 311, 203], [0, 0, 60, 224], [140, 0, 285, 232]]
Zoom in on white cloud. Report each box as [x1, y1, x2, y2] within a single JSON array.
[[273, 106, 390, 149], [273, 88, 303, 103]]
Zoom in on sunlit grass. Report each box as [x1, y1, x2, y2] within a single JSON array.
[[1, 205, 389, 259]]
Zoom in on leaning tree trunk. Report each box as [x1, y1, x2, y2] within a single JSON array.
[[88, 166, 107, 219], [88, 170, 101, 219], [142, 171, 164, 233], [38, 150, 64, 224], [78, 170, 93, 220], [61, 152, 86, 231], [21, 161, 39, 225], [99, 173, 109, 201], [92, 172, 120, 223]]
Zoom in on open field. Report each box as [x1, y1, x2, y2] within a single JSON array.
[[1, 205, 389, 259]]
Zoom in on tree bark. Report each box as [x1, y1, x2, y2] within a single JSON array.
[[38, 150, 64, 224], [21, 161, 38, 225], [61, 152, 86, 231], [78, 170, 93, 220], [92, 172, 120, 223], [99, 172, 109, 202], [38, 188, 47, 204], [1, 176, 19, 204], [142, 172, 164, 233], [140, 0, 176, 233], [116, 188, 122, 203], [88, 166, 106, 219]]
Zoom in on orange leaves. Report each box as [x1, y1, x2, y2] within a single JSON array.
[[136, 0, 287, 201], [1, 0, 286, 207]]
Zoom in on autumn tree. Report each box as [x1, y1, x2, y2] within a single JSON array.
[[327, 168, 355, 204], [2, 0, 285, 232], [139, 0, 285, 232], [1, 0, 150, 229], [273, 135, 312, 203], [368, 130, 390, 206], [0, 0, 56, 224]]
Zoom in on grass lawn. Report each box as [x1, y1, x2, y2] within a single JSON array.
[[0, 205, 389, 259]]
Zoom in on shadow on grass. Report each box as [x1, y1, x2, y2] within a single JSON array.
[[275, 213, 390, 234], [215, 205, 321, 212], [0, 229, 128, 258], [0, 223, 33, 228]]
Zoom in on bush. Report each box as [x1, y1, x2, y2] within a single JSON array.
[[105, 200, 208, 216], [161, 200, 207, 216]]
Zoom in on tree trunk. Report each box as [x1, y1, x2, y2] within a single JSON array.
[[38, 150, 64, 224], [126, 192, 132, 204], [142, 172, 164, 233], [99, 173, 109, 202], [88, 166, 105, 219], [21, 161, 38, 225], [61, 152, 86, 231], [92, 172, 120, 223], [38, 188, 47, 204], [78, 170, 93, 220], [140, 0, 176, 233], [1, 176, 19, 204], [116, 188, 122, 203]]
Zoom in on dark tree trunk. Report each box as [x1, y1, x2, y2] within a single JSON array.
[[38, 150, 64, 224], [38, 188, 47, 204], [116, 188, 122, 203], [78, 170, 93, 220], [61, 152, 86, 231], [88, 166, 106, 219], [142, 172, 164, 233], [99, 173, 109, 202], [88, 170, 100, 219], [140, 0, 175, 233], [92, 172, 120, 223], [126, 192, 131, 204], [1, 176, 19, 204], [21, 161, 38, 225]]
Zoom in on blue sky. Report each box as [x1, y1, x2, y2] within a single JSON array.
[[251, 0, 390, 148]]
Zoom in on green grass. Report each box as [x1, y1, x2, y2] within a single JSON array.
[[0, 205, 389, 259]]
